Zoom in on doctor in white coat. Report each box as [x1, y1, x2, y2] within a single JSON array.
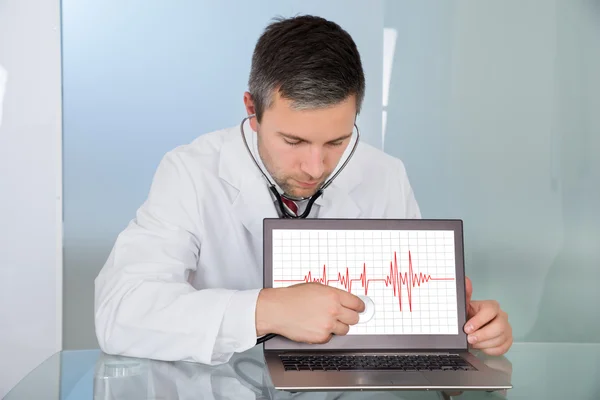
[[95, 15, 513, 366]]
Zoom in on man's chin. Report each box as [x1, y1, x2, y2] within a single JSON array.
[[285, 186, 321, 199]]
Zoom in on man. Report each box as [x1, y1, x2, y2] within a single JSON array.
[[95, 15, 512, 365]]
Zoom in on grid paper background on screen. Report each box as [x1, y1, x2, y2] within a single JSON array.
[[272, 229, 459, 335]]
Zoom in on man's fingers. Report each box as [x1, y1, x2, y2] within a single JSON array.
[[337, 306, 360, 326], [312, 333, 333, 344], [337, 290, 365, 312], [468, 314, 506, 343], [480, 336, 514, 357], [332, 321, 350, 336], [464, 300, 500, 334], [470, 333, 508, 350]]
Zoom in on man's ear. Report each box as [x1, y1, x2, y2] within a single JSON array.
[[243, 92, 258, 131]]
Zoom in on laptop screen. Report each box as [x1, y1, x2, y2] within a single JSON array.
[[263, 219, 468, 351]]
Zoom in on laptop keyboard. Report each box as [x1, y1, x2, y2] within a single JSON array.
[[280, 354, 476, 372]]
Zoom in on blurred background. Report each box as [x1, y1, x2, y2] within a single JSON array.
[[1, 0, 598, 396]]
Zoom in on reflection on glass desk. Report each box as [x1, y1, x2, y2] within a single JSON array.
[[5, 343, 600, 399]]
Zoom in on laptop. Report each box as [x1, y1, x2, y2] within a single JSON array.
[[262, 218, 512, 391]]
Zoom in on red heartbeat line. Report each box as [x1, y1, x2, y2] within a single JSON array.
[[274, 251, 454, 312]]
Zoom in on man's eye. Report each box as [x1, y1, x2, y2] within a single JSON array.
[[284, 139, 301, 146], [328, 141, 344, 147]]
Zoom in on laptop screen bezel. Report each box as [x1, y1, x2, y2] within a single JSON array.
[[262, 218, 469, 351]]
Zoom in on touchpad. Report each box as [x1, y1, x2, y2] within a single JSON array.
[[389, 372, 430, 386], [367, 372, 429, 387]]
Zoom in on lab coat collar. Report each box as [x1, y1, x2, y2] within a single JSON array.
[[218, 123, 361, 240]]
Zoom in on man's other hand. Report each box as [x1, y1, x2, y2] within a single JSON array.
[[464, 277, 513, 356]]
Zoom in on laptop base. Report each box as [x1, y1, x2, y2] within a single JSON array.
[[265, 350, 512, 391]]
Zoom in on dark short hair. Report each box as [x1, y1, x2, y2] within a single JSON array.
[[248, 15, 365, 122]]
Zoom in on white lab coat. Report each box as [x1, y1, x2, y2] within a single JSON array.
[[94, 120, 421, 365]]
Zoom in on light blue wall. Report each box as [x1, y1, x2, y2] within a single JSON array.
[[61, 0, 383, 348]]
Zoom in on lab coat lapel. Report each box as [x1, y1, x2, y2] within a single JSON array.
[[316, 183, 362, 219], [232, 175, 278, 240], [218, 127, 278, 241]]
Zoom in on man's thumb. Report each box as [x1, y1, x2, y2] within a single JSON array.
[[465, 276, 473, 305]]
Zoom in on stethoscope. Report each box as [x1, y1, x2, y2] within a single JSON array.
[[240, 114, 361, 219]]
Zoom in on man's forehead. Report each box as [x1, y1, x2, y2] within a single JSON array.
[[262, 95, 357, 141]]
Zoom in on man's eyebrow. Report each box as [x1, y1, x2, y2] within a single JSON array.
[[327, 132, 353, 143], [277, 131, 306, 142], [277, 131, 353, 144]]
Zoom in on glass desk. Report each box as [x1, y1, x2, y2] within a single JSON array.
[[5, 343, 599, 399]]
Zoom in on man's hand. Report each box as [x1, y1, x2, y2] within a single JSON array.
[[464, 277, 513, 356], [256, 283, 365, 344]]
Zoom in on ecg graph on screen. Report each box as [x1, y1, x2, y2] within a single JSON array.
[[272, 229, 459, 335]]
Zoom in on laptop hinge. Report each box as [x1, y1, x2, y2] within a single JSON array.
[[274, 348, 467, 355]]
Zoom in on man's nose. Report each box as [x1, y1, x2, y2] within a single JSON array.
[[300, 146, 325, 179]]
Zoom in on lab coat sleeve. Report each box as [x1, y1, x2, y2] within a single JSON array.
[[94, 150, 259, 365]]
